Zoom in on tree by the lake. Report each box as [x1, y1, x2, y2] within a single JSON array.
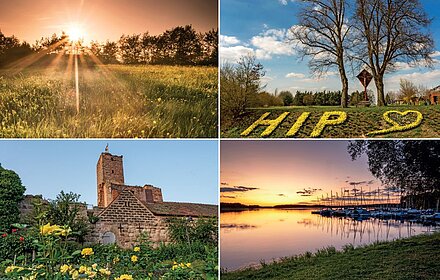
[[348, 140, 440, 209], [0, 164, 26, 231], [291, 0, 352, 108], [353, 0, 434, 106]]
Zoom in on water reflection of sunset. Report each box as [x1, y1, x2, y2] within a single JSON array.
[[221, 209, 437, 270], [221, 141, 386, 206]]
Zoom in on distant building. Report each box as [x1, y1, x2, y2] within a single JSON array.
[[429, 85, 440, 105]]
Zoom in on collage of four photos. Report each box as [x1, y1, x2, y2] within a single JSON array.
[[0, 0, 439, 279]]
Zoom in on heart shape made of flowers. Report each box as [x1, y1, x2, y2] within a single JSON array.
[[367, 110, 423, 136]]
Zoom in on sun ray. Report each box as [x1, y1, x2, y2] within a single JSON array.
[[6, 38, 70, 74]]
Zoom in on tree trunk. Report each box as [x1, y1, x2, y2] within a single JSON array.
[[375, 75, 387, 106], [340, 71, 349, 108], [338, 59, 349, 108]]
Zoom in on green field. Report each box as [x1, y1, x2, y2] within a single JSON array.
[[0, 65, 218, 138], [221, 232, 440, 280], [221, 105, 440, 138]]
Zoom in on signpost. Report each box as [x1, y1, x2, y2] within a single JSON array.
[[356, 69, 373, 104]]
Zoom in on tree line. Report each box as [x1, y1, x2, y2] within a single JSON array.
[[0, 25, 218, 67]]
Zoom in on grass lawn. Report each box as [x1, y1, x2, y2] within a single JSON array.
[[221, 231, 440, 280], [0, 64, 218, 138], [221, 105, 440, 138]]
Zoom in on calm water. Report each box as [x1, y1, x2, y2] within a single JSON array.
[[220, 208, 439, 271]]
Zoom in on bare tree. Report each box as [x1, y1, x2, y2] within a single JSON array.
[[291, 0, 352, 108], [353, 0, 434, 106], [399, 79, 418, 104]]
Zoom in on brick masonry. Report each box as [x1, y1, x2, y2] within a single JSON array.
[[19, 151, 217, 249]]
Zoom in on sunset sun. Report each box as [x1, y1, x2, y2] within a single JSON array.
[[67, 23, 84, 42]]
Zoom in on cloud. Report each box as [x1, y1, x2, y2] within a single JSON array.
[[220, 35, 240, 46], [348, 180, 375, 186], [250, 28, 296, 59], [221, 195, 236, 199], [278, 0, 296, 5], [220, 45, 255, 63], [277, 194, 286, 197], [286, 72, 306, 79], [220, 28, 296, 63], [432, 51, 440, 58], [220, 185, 259, 193], [296, 188, 322, 196], [385, 69, 440, 91]]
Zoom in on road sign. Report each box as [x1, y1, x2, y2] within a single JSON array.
[[357, 69, 373, 87]]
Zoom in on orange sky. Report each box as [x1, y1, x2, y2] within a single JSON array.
[[0, 0, 217, 44], [220, 141, 388, 207]]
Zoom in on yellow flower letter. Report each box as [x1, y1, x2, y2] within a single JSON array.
[[310, 111, 347, 138], [241, 112, 289, 137], [285, 112, 310, 137]]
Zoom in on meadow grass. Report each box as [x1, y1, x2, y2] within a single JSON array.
[[221, 105, 440, 138], [221, 231, 440, 280], [0, 64, 218, 138]]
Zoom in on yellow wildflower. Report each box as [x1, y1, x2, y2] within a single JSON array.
[[186, 263, 191, 267], [60, 264, 70, 273], [71, 270, 79, 279], [99, 268, 111, 276], [131, 255, 138, 263], [133, 246, 140, 252], [115, 274, 133, 280], [81, 247, 94, 256], [92, 263, 97, 270]]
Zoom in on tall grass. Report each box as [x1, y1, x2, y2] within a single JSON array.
[[0, 64, 218, 138]]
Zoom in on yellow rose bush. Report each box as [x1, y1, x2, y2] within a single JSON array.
[[0, 218, 218, 279]]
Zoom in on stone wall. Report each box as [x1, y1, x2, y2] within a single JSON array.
[[89, 190, 169, 248]]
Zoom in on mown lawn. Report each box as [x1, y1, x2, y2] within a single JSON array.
[[221, 105, 440, 138], [221, 231, 440, 280], [0, 64, 218, 138]]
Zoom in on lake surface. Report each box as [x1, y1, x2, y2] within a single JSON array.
[[220, 208, 439, 271]]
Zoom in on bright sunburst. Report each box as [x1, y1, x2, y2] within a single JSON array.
[[67, 23, 84, 42]]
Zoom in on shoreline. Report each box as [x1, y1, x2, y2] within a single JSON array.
[[221, 231, 440, 280]]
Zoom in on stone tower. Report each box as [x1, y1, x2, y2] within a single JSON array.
[[97, 150, 125, 207]]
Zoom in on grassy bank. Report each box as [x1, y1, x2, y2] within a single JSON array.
[[221, 105, 440, 138], [221, 232, 440, 280], [0, 64, 218, 138]]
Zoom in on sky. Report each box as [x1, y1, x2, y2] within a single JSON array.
[[220, 140, 388, 207], [220, 0, 440, 96], [0, 140, 218, 206], [0, 0, 218, 44]]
